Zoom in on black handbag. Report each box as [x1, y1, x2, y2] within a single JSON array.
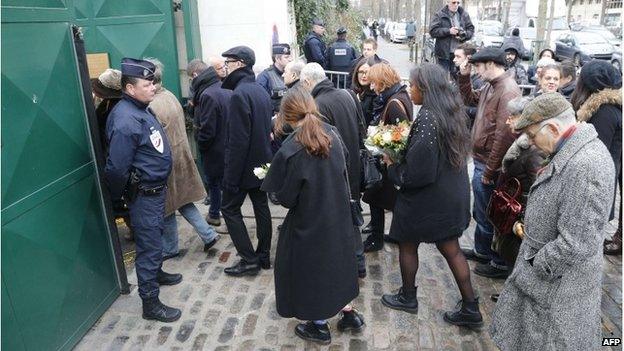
[[360, 149, 383, 191]]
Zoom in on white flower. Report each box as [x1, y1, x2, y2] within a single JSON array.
[[253, 167, 267, 180], [367, 125, 378, 137], [382, 131, 393, 144]]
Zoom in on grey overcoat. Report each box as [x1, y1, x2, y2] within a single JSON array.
[[490, 123, 615, 351]]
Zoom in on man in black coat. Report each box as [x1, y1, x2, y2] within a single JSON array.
[[220, 46, 274, 277], [300, 62, 367, 277], [304, 18, 328, 69], [327, 27, 358, 88], [429, 0, 474, 72], [192, 65, 233, 227]]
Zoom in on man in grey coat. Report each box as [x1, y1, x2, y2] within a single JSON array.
[[490, 93, 615, 350]]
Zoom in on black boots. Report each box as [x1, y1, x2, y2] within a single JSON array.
[[142, 297, 181, 322], [157, 269, 182, 286], [294, 321, 331, 345], [443, 299, 484, 328], [337, 310, 365, 332], [224, 260, 260, 276], [363, 235, 383, 252], [381, 287, 418, 313]]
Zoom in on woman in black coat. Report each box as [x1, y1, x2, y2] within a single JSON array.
[[571, 60, 622, 255], [361, 62, 413, 252], [350, 57, 378, 126], [261, 86, 364, 345], [379, 63, 482, 328]]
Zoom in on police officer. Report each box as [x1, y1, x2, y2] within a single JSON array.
[[256, 43, 292, 114], [303, 18, 327, 68], [105, 58, 182, 323], [327, 27, 357, 88]]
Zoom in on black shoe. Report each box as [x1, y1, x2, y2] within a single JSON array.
[[157, 270, 183, 286], [461, 248, 489, 264], [268, 192, 281, 205], [142, 297, 182, 322], [259, 257, 271, 270], [337, 310, 365, 332], [162, 248, 188, 261], [474, 263, 509, 279], [490, 294, 499, 302], [206, 216, 221, 226], [358, 268, 367, 278], [294, 321, 331, 345], [203, 196, 211, 205], [443, 299, 484, 328], [361, 223, 373, 234], [383, 234, 398, 244], [203, 235, 220, 252], [224, 260, 260, 277], [381, 287, 418, 314], [363, 236, 383, 252]]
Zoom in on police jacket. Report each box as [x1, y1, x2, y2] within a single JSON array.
[[221, 66, 273, 191], [429, 5, 474, 60], [327, 39, 357, 72], [304, 32, 327, 68], [256, 65, 287, 114], [105, 94, 172, 200]]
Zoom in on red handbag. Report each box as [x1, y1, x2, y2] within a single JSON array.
[[487, 178, 523, 235]]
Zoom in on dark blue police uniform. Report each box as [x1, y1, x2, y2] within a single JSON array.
[[256, 44, 291, 114], [304, 32, 327, 69], [327, 29, 357, 88], [105, 59, 175, 313]]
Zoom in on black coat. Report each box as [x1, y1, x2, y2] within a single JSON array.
[[311, 79, 364, 198], [304, 32, 327, 69], [429, 5, 474, 60], [387, 108, 470, 242], [193, 69, 233, 179], [221, 67, 274, 191], [261, 124, 359, 320]]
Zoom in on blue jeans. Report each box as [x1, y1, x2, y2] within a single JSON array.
[[162, 203, 218, 256], [207, 176, 222, 219], [471, 160, 507, 269]]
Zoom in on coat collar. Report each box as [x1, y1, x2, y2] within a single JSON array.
[[576, 88, 622, 122], [531, 123, 598, 190], [311, 78, 335, 98], [221, 66, 255, 90]]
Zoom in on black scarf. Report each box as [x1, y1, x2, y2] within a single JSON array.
[[221, 66, 255, 90], [191, 67, 220, 105], [371, 83, 406, 125]]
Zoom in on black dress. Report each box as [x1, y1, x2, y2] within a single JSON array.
[[387, 108, 470, 243]]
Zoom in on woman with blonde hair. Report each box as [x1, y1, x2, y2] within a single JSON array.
[[262, 85, 364, 345]]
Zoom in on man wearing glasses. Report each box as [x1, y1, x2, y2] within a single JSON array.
[[429, 0, 474, 73]]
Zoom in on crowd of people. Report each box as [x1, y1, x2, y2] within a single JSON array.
[[92, 1, 622, 347]]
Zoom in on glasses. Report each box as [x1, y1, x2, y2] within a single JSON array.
[[526, 124, 549, 140], [224, 59, 240, 66], [357, 70, 368, 76], [451, 1, 460, 3]]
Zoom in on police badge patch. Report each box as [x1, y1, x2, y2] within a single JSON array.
[[150, 130, 164, 153]]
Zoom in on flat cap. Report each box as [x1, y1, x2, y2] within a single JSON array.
[[337, 27, 347, 35], [121, 58, 155, 80], [312, 18, 325, 26], [514, 92, 573, 130], [469, 47, 506, 66], [91, 68, 122, 99], [272, 43, 291, 56], [222, 46, 256, 66]]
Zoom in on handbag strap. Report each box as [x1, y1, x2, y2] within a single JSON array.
[[502, 177, 522, 199], [381, 98, 408, 124]]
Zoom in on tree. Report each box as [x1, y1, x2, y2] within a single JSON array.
[[534, 0, 549, 57], [544, 0, 556, 50], [566, 0, 575, 23]]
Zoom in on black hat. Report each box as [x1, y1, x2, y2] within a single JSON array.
[[312, 18, 325, 26], [469, 47, 506, 66], [121, 57, 155, 80], [337, 27, 347, 35], [272, 43, 291, 56], [222, 46, 256, 66], [580, 59, 622, 93]]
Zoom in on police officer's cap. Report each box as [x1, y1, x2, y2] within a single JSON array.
[[337, 27, 347, 35], [121, 57, 155, 80], [222, 46, 256, 66], [312, 18, 325, 27], [272, 43, 291, 56], [468, 47, 507, 66]]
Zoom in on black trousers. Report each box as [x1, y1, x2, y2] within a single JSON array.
[[221, 187, 272, 264], [368, 204, 385, 242]]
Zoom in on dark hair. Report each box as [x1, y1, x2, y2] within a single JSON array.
[[121, 76, 140, 91], [538, 63, 561, 79], [409, 63, 470, 169], [560, 60, 576, 80], [351, 56, 374, 94], [277, 85, 331, 158], [570, 75, 593, 111], [512, 28, 520, 36], [538, 48, 556, 60], [337, 33, 347, 40], [456, 42, 477, 56]]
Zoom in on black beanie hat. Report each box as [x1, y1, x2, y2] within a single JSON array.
[[580, 60, 622, 93]]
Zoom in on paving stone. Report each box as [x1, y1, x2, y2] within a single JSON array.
[[218, 317, 239, 343], [250, 292, 267, 310], [242, 314, 258, 336], [179, 285, 193, 302], [101, 315, 121, 335], [230, 295, 247, 314], [127, 335, 150, 351], [176, 320, 196, 342], [156, 326, 172, 345], [191, 333, 208, 351], [190, 300, 203, 316], [348, 338, 368, 351]]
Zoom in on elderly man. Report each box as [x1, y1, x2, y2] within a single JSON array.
[[430, 0, 474, 72], [490, 93, 615, 350], [458, 47, 521, 279], [208, 56, 227, 80], [283, 60, 305, 89], [300, 63, 367, 278]]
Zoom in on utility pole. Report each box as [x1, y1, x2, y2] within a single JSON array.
[[600, 0, 609, 25]]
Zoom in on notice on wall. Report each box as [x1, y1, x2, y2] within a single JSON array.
[[86, 53, 110, 78]]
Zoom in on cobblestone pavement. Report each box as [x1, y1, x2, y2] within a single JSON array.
[[76, 198, 621, 350]]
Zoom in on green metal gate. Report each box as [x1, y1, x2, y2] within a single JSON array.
[[1, 1, 182, 350]]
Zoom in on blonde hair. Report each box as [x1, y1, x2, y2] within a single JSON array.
[[367, 63, 401, 92]]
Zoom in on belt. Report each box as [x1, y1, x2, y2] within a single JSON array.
[[139, 184, 167, 196]]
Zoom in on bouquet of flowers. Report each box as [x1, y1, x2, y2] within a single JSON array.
[[365, 121, 411, 163], [253, 163, 271, 180]]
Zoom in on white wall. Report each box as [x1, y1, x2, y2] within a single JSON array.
[[198, 0, 293, 73]]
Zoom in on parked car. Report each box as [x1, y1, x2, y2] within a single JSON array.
[[554, 31, 616, 66], [389, 22, 408, 43], [612, 50, 622, 71], [574, 26, 621, 48], [472, 20, 504, 48], [505, 27, 537, 60]]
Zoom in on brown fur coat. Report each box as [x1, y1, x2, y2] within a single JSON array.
[[150, 87, 206, 216], [576, 88, 622, 122]]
